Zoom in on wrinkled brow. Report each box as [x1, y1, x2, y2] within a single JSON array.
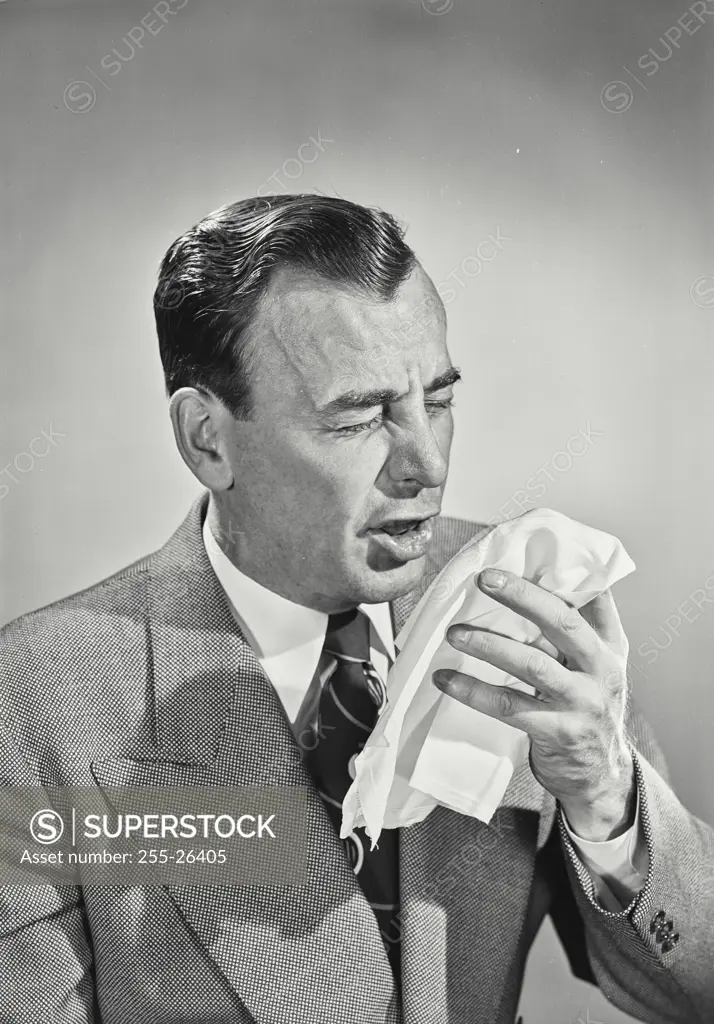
[[317, 367, 461, 415]]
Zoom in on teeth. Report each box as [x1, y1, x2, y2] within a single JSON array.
[[383, 519, 420, 536]]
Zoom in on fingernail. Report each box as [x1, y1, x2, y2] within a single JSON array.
[[432, 669, 453, 689], [481, 568, 506, 589], [447, 625, 470, 645]]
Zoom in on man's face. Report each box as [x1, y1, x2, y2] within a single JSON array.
[[219, 264, 457, 612]]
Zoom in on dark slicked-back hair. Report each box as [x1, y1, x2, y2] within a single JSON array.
[[154, 194, 418, 418]]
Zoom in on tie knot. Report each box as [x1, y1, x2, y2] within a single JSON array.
[[325, 608, 371, 663]]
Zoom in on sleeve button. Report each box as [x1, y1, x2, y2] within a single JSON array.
[[650, 910, 667, 932]]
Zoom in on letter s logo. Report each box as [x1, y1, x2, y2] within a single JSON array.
[[600, 81, 633, 114], [63, 81, 96, 114], [30, 809, 65, 844]]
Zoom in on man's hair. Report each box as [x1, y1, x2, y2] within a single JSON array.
[[154, 193, 418, 418]]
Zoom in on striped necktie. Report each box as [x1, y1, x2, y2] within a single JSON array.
[[303, 608, 401, 985]]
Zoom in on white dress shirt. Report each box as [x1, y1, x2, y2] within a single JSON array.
[[203, 518, 647, 910]]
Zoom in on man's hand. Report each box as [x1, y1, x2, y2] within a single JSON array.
[[432, 568, 637, 841]]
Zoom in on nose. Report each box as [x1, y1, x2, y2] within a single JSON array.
[[386, 414, 449, 491]]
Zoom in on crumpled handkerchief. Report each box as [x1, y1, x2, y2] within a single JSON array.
[[340, 507, 635, 846]]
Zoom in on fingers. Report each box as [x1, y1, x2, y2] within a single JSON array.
[[529, 634, 562, 661], [462, 627, 561, 661], [475, 568, 603, 672], [579, 589, 628, 655], [432, 668, 544, 730], [446, 625, 572, 700]]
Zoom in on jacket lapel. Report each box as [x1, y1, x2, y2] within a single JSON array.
[[90, 501, 554, 1024], [91, 495, 400, 1024], [392, 518, 554, 1024]]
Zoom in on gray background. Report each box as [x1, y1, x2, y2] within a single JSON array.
[[1, 1, 712, 1021]]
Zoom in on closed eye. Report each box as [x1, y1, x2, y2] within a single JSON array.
[[336, 412, 385, 435], [336, 396, 454, 435], [425, 397, 455, 414]]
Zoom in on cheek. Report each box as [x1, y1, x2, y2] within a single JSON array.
[[314, 441, 389, 528], [232, 432, 324, 515], [249, 429, 388, 526], [326, 452, 380, 511]]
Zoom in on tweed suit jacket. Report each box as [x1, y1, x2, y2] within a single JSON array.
[[0, 494, 713, 1024]]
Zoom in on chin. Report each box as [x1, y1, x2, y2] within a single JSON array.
[[354, 557, 427, 605]]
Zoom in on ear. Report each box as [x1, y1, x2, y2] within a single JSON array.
[[168, 387, 235, 492]]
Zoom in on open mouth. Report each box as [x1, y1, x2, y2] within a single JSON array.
[[367, 516, 436, 562], [379, 519, 425, 536]]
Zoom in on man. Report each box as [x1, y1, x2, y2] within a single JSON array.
[[0, 194, 712, 1024]]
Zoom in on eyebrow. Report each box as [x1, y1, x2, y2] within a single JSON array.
[[317, 367, 462, 416]]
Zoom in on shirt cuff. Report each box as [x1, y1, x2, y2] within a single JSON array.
[[561, 787, 649, 912]]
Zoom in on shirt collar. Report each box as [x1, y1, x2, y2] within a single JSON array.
[[202, 517, 395, 661]]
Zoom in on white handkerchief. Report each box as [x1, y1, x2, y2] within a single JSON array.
[[340, 508, 635, 847]]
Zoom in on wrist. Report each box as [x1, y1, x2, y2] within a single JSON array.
[[561, 752, 636, 842]]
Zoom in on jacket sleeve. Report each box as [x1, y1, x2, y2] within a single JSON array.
[[556, 708, 714, 1024], [0, 718, 96, 1024]]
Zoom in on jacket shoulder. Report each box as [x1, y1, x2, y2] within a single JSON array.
[[0, 554, 152, 731], [1, 552, 150, 645]]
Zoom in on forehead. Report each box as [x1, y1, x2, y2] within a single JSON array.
[[247, 266, 449, 411]]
